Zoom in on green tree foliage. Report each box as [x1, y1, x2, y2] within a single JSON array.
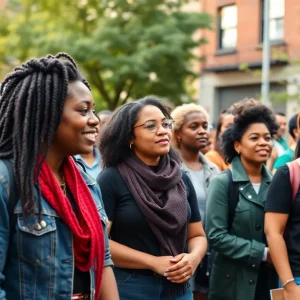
[[0, 0, 212, 109]]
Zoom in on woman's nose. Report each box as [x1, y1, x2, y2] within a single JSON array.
[[88, 113, 100, 126], [258, 137, 268, 144], [156, 124, 169, 134], [198, 126, 206, 134]]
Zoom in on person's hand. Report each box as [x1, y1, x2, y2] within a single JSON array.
[[163, 253, 200, 283], [284, 283, 300, 300], [150, 256, 175, 276]]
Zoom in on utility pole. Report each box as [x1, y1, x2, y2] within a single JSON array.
[[261, 0, 271, 106]]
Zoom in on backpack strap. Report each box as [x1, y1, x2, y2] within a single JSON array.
[[287, 158, 300, 205], [224, 169, 240, 232], [2, 159, 18, 235]]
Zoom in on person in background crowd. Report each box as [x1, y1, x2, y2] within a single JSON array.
[[74, 110, 112, 179], [0, 54, 118, 299], [265, 116, 300, 300], [98, 110, 112, 132], [205, 109, 234, 171], [272, 112, 300, 171], [97, 97, 207, 300], [273, 112, 289, 158], [171, 103, 219, 300], [200, 124, 216, 155], [206, 99, 278, 300], [267, 112, 289, 171]]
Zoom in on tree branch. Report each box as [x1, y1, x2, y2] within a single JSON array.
[[87, 67, 112, 106], [113, 82, 125, 107], [120, 80, 134, 106]]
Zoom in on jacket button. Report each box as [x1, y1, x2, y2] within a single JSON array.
[[256, 224, 262, 230], [252, 264, 256, 268], [248, 195, 252, 199], [249, 280, 255, 285], [34, 223, 42, 231], [226, 273, 230, 278], [40, 220, 47, 228]]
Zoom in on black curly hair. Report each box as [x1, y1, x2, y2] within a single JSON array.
[[214, 109, 233, 157], [100, 96, 180, 167], [288, 113, 299, 140], [0, 53, 90, 216], [221, 99, 279, 163]]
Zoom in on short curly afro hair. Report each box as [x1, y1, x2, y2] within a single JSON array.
[[222, 98, 279, 163]]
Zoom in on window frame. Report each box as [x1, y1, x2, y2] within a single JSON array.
[[260, 0, 285, 43], [218, 4, 238, 51]]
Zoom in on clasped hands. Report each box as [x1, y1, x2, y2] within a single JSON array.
[[152, 253, 200, 284]]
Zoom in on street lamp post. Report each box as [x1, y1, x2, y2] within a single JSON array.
[[261, 0, 271, 106]]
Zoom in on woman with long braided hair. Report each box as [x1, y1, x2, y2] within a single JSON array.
[[0, 53, 119, 300]]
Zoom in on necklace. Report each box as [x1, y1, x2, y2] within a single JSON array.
[[59, 175, 67, 195]]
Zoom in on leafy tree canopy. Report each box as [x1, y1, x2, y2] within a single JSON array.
[[0, 0, 212, 109]]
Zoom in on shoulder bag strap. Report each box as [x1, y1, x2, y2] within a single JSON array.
[[287, 157, 300, 205]]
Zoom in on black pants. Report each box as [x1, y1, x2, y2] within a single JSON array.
[[255, 264, 278, 300]]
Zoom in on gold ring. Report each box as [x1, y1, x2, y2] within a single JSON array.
[[183, 272, 187, 277]]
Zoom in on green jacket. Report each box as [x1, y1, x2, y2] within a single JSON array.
[[206, 156, 277, 300]]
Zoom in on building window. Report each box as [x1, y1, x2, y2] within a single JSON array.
[[261, 0, 285, 42], [218, 5, 237, 50]]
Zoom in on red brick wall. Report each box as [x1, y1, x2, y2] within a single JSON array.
[[200, 0, 300, 71], [0, 0, 7, 9], [285, 0, 300, 60]]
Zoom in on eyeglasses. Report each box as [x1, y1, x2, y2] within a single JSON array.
[[134, 119, 175, 132]]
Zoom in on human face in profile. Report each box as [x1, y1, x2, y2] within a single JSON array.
[[50, 81, 99, 157]]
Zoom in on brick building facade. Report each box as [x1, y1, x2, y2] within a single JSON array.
[[199, 0, 300, 121], [0, 0, 7, 9]]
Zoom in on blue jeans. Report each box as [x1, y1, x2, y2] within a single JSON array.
[[114, 268, 193, 300]]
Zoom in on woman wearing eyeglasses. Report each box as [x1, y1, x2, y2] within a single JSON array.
[[97, 96, 207, 300]]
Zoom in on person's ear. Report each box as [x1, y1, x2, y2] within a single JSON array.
[[174, 130, 182, 146], [234, 140, 241, 155], [292, 128, 299, 140], [174, 130, 181, 141]]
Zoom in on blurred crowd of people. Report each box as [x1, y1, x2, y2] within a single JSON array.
[[0, 53, 300, 300]]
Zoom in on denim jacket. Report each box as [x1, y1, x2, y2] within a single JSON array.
[[0, 160, 113, 300], [181, 152, 220, 195]]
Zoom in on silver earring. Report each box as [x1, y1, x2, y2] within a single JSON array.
[[130, 144, 132, 150]]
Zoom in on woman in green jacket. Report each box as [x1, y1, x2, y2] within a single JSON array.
[[206, 99, 278, 300]]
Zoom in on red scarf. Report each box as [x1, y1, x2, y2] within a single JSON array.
[[38, 156, 104, 299]]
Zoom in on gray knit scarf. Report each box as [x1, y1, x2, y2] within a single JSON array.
[[118, 153, 188, 297]]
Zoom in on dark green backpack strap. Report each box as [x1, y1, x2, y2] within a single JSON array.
[[224, 169, 240, 232]]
